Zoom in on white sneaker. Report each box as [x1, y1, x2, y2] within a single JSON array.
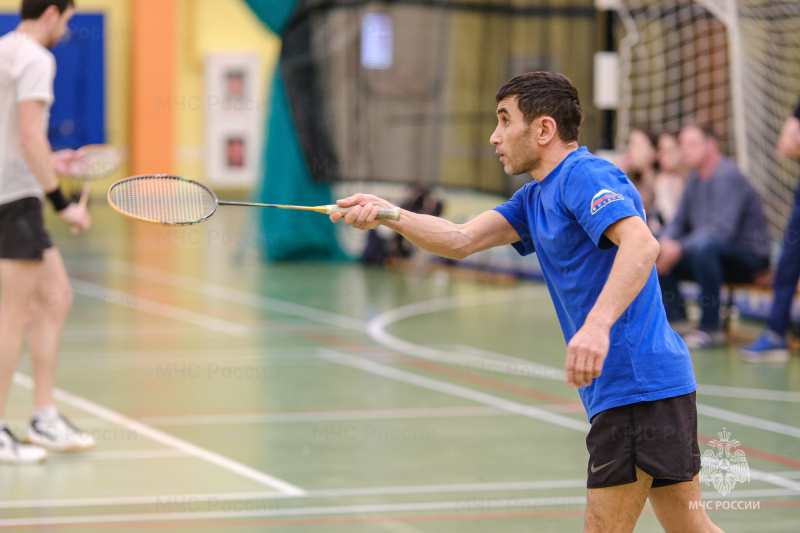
[[0, 427, 48, 464], [25, 414, 95, 452], [683, 329, 726, 349]]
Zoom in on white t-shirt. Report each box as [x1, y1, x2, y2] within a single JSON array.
[[0, 31, 55, 205]]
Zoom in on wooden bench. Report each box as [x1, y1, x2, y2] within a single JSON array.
[[720, 269, 800, 332]]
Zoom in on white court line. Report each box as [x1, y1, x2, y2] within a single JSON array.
[[318, 349, 590, 432], [101, 260, 800, 406], [443, 344, 566, 381], [77, 267, 800, 441], [4, 487, 800, 528], [1, 482, 795, 512], [56, 346, 318, 363], [50, 449, 186, 461], [771, 471, 800, 479], [101, 261, 800, 405], [0, 479, 586, 510], [75, 265, 800, 455], [369, 298, 800, 439], [12, 372, 305, 496], [697, 384, 800, 403], [109, 262, 562, 380], [70, 279, 250, 337], [366, 288, 563, 380], [139, 406, 511, 427], [44, 352, 322, 370], [318, 350, 800, 494], [696, 403, 800, 439], [749, 470, 800, 492], [0, 497, 588, 528], [105, 260, 366, 332], [62, 323, 223, 341]]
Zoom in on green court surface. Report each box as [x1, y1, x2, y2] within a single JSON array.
[[1, 202, 799, 532]]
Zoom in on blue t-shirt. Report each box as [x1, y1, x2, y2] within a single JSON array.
[[494, 147, 696, 420]]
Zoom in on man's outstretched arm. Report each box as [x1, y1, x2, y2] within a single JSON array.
[[330, 193, 520, 260]]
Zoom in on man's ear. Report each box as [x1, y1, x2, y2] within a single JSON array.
[[42, 5, 61, 23], [537, 116, 559, 145]]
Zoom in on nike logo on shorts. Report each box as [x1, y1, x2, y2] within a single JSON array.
[[590, 459, 617, 473]]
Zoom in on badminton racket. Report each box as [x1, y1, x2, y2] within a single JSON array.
[[107, 175, 401, 226], [65, 144, 122, 207]]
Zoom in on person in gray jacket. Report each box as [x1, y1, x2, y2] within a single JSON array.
[[656, 124, 770, 348]]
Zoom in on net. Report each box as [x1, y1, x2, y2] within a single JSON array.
[[280, 0, 600, 195], [616, 0, 800, 235], [107, 176, 218, 225]]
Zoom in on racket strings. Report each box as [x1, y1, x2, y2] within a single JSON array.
[[69, 147, 121, 179], [109, 176, 217, 225], [80, 152, 118, 178]]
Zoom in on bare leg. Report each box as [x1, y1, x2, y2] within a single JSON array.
[[0, 259, 42, 418], [585, 466, 653, 533], [28, 248, 73, 409], [649, 474, 725, 532]]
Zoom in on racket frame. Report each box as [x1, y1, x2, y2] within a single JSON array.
[[107, 175, 220, 226]]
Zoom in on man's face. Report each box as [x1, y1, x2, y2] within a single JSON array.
[[45, 6, 74, 48], [490, 96, 540, 176], [679, 126, 713, 171]]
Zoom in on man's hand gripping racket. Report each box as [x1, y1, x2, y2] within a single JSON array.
[[329, 194, 401, 230]]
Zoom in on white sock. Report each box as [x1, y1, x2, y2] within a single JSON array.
[[33, 406, 59, 422]]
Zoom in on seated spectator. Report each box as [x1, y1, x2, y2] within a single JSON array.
[[617, 128, 658, 225], [657, 124, 771, 348], [651, 131, 688, 232], [740, 98, 800, 362]]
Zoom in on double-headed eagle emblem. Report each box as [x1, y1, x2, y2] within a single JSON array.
[[700, 428, 750, 496]]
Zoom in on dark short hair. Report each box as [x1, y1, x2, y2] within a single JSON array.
[[495, 72, 584, 143], [21, 0, 74, 20]]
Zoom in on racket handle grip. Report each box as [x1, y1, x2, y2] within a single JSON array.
[[326, 205, 401, 221]]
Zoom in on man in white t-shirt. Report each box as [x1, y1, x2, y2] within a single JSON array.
[[0, 0, 95, 465]]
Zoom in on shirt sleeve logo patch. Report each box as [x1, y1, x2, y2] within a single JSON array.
[[590, 189, 624, 215]]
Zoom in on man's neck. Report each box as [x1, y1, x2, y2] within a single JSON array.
[[698, 152, 722, 180], [16, 21, 49, 47], [530, 141, 580, 182]]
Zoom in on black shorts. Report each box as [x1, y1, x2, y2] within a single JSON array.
[[586, 391, 701, 489], [0, 197, 53, 260]]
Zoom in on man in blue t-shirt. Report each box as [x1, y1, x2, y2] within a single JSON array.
[[330, 72, 723, 533]]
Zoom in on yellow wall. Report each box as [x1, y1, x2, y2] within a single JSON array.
[[176, 0, 281, 181]]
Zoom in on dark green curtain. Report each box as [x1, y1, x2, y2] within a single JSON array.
[[241, 0, 346, 261]]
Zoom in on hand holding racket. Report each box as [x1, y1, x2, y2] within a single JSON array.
[[329, 193, 401, 230], [107, 175, 400, 226]]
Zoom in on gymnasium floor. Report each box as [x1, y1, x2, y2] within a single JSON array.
[[1, 200, 799, 532]]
